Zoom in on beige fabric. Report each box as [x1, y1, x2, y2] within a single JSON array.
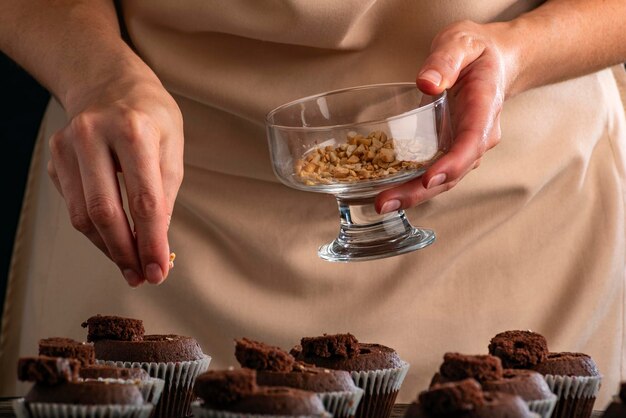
[[2, 0, 625, 408]]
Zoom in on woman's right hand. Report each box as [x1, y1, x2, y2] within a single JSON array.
[[47, 59, 184, 287]]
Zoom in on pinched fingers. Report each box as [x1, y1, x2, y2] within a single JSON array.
[[114, 111, 171, 285]]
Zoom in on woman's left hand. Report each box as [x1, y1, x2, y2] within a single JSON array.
[[376, 20, 517, 214]]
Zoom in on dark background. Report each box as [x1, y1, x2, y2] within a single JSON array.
[[0, 52, 50, 321]]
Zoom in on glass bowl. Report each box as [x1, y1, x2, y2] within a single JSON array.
[[266, 82, 452, 262]]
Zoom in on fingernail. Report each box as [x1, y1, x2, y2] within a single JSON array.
[[145, 263, 164, 284], [427, 173, 447, 189], [380, 199, 402, 214], [419, 70, 442, 87], [123, 269, 142, 287]]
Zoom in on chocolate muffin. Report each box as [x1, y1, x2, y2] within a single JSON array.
[[13, 356, 153, 418], [83, 315, 210, 418], [192, 369, 329, 417], [531, 352, 602, 418], [82, 314, 145, 342], [434, 353, 503, 384], [38, 338, 95, 366], [404, 378, 538, 418], [488, 330, 549, 369], [291, 333, 409, 418], [80, 364, 165, 406], [428, 353, 556, 418], [236, 338, 363, 417], [601, 382, 626, 418]]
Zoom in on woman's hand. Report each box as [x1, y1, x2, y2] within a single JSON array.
[[376, 20, 517, 214], [47, 60, 184, 287]]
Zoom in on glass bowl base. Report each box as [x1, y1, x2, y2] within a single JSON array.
[[318, 227, 435, 262]]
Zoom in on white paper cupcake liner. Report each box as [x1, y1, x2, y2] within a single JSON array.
[[190, 401, 331, 418], [97, 354, 211, 417], [79, 377, 165, 406], [13, 398, 153, 418], [527, 394, 557, 418], [349, 361, 410, 396], [317, 388, 364, 418], [542, 374, 602, 399]]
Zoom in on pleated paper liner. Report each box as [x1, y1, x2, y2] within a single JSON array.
[[97, 354, 211, 418], [317, 387, 364, 418], [13, 398, 153, 418], [349, 361, 410, 418], [527, 393, 557, 418], [542, 374, 602, 418]]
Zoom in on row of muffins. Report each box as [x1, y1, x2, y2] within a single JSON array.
[[15, 318, 623, 418], [15, 315, 411, 418]]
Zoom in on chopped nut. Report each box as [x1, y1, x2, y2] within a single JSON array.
[[293, 130, 435, 185]]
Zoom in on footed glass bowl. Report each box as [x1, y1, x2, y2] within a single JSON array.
[[266, 82, 452, 262]]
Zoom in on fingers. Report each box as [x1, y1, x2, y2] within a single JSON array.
[[417, 21, 487, 95], [48, 131, 114, 264], [113, 112, 171, 285]]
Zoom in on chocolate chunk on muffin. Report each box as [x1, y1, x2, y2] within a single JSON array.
[[81, 314, 145, 342], [38, 337, 95, 366], [437, 353, 503, 384], [192, 369, 328, 417], [235, 338, 295, 372], [18, 356, 80, 385], [488, 330, 549, 369], [300, 333, 360, 359]]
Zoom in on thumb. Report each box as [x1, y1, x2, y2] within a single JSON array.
[[417, 33, 487, 95]]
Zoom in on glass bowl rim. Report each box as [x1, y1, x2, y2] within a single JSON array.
[[265, 82, 447, 132]]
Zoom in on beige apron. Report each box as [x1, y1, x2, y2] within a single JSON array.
[[2, 0, 625, 407]]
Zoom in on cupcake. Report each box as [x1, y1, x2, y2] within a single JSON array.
[[82, 314, 211, 418], [532, 352, 602, 418], [235, 338, 363, 418], [290, 333, 409, 418], [191, 368, 330, 417], [38, 336, 165, 406], [404, 378, 539, 418], [488, 330, 602, 418], [13, 356, 152, 418], [430, 353, 556, 418], [601, 381, 626, 418]]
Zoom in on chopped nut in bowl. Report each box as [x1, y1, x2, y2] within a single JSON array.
[[266, 82, 452, 262]]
